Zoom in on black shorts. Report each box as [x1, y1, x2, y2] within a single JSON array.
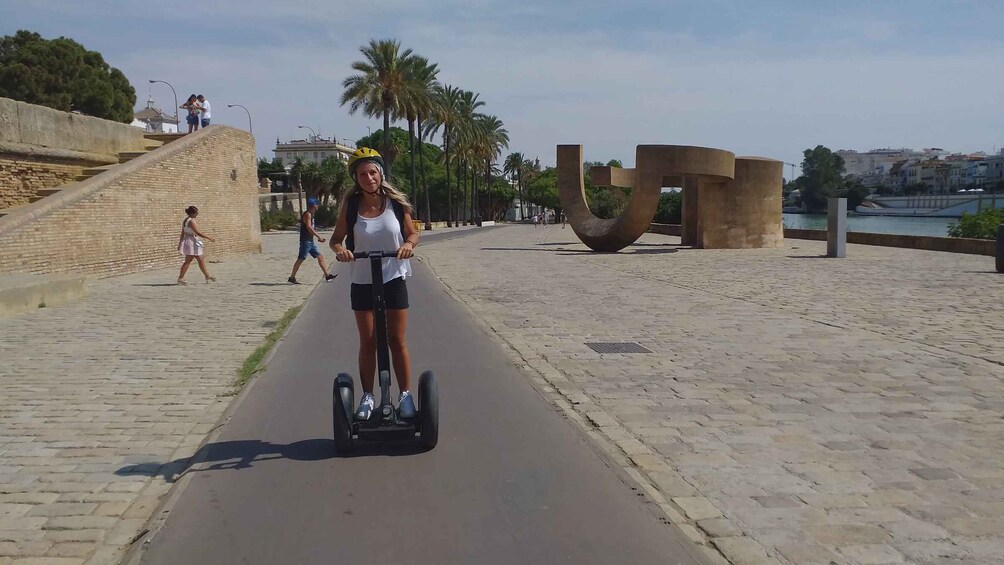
[[350, 277, 409, 311]]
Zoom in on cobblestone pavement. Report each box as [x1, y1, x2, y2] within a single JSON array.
[[0, 232, 316, 564], [420, 225, 1004, 565]]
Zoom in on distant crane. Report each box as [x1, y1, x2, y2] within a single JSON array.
[[783, 162, 798, 183]]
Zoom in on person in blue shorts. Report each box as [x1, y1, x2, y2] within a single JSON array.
[[288, 198, 336, 284]]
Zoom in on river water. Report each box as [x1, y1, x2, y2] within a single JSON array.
[[782, 214, 956, 237]]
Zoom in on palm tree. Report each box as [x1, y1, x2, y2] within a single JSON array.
[[427, 84, 463, 226], [473, 114, 508, 222], [398, 56, 439, 224], [504, 152, 526, 220], [455, 90, 485, 224], [340, 38, 415, 178]]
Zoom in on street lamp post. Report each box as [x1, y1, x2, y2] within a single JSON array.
[[227, 104, 253, 134], [148, 79, 178, 130], [298, 126, 319, 170]]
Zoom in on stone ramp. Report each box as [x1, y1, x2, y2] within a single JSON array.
[[0, 134, 170, 216]]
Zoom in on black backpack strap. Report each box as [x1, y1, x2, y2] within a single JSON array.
[[345, 193, 360, 252], [391, 199, 404, 230]]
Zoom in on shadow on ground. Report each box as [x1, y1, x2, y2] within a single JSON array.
[[116, 438, 425, 482]]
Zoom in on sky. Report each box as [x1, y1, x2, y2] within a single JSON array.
[[3, 0, 1003, 177]]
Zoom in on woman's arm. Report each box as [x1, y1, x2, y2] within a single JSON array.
[[397, 209, 419, 260], [188, 220, 215, 242], [329, 202, 352, 262]]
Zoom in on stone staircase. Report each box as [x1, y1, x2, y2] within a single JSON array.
[[1, 133, 187, 215]]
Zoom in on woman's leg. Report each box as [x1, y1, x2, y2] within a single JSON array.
[[387, 309, 411, 392], [354, 311, 377, 394], [179, 256, 194, 279], [195, 256, 213, 280]]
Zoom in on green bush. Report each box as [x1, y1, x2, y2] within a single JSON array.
[[653, 191, 682, 224], [313, 201, 339, 228], [259, 205, 298, 232], [948, 208, 1004, 239]]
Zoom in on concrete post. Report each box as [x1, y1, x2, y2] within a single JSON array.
[[996, 222, 1004, 273], [827, 197, 847, 258]]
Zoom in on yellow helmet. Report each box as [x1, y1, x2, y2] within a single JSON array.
[[347, 147, 384, 175]]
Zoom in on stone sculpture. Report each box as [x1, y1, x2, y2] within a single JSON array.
[[557, 145, 784, 252]]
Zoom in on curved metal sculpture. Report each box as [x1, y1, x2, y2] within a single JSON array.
[[557, 144, 783, 252]]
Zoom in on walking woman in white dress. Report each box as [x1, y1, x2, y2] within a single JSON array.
[[177, 205, 217, 285]]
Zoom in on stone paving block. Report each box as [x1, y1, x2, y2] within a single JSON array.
[[672, 497, 723, 521], [24, 505, 97, 518], [0, 541, 52, 557], [697, 517, 742, 538], [774, 542, 842, 565], [838, 543, 906, 564], [804, 524, 892, 545], [10, 559, 84, 565], [711, 536, 779, 565]]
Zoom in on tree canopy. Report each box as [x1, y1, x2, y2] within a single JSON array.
[[0, 30, 136, 122], [795, 145, 846, 213]]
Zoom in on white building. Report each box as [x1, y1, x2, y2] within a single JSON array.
[[837, 148, 927, 178], [273, 135, 355, 165], [131, 96, 178, 133]]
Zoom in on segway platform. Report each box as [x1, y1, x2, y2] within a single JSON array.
[[332, 251, 439, 453]]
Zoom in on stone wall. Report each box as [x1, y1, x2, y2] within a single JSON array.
[[0, 97, 146, 156], [650, 223, 995, 256], [0, 125, 261, 277], [0, 97, 144, 209]]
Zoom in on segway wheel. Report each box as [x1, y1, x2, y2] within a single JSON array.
[[418, 370, 439, 450], [333, 373, 355, 453]]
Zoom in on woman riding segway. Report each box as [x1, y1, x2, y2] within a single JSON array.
[[330, 148, 420, 421]]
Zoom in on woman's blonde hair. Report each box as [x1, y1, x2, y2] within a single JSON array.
[[336, 167, 412, 220]]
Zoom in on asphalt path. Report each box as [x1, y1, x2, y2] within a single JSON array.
[[134, 228, 706, 565]]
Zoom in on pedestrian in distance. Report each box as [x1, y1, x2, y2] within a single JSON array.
[[180, 94, 202, 133], [329, 147, 420, 421], [197, 94, 211, 128], [288, 197, 336, 285], [177, 205, 216, 285]]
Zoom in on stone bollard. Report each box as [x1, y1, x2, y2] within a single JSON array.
[[997, 222, 1004, 273], [827, 197, 847, 258]]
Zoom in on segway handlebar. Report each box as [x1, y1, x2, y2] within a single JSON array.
[[353, 250, 400, 259]]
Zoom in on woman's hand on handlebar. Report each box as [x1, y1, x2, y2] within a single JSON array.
[[335, 246, 354, 263], [397, 243, 415, 260]]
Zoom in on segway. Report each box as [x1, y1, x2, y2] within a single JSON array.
[[332, 250, 439, 453]]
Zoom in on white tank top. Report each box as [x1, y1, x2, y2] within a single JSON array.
[[350, 198, 412, 285]]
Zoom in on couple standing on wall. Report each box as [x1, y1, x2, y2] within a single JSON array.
[[180, 94, 211, 134]]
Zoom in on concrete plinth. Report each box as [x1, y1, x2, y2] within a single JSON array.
[[827, 198, 847, 258], [996, 223, 1003, 273], [0, 274, 88, 316]]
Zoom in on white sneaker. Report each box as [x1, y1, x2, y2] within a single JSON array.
[[397, 391, 416, 419], [355, 393, 375, 420]]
